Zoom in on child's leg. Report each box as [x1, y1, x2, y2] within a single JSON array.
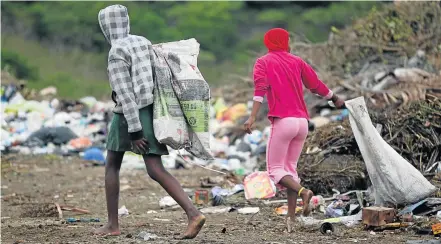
[[280, 176, 313, 216], [268, 118, 313, 216], [93, 150, 124, 236], [267, 118, 297, 186], [287, 189, 298, 219], [284, 119, 309, 217], [286, 189, 298, 233], [143, 154, 205, 239]]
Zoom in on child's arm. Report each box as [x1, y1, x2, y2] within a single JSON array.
[[300, 60, 333, 99], [252, 58, 269, 103], [301, 60, 345, 108], [245, 59, 267, 134], [108, 59, 143, 141]]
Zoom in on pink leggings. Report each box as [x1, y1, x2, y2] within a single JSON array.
[[267, 117, 308, 186]]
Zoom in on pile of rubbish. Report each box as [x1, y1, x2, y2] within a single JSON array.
[[1, 78, 112, 165], [1, 1, 441, 239], [301, 96, 441, 188], [208, 1, 441, 195]]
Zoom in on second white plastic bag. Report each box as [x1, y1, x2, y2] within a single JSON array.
[[346, 97, 436, 206]]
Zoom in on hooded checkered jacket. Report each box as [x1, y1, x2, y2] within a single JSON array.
[[99, 4, 154, 140]]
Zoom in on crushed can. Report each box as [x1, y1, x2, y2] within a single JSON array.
[[195, 190, 209, 205], [320, 222, 335, 235]]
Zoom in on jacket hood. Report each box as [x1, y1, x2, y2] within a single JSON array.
[[98, 5, 130, 44]]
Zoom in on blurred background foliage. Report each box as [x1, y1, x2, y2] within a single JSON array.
[[1, 1, 383, 99]]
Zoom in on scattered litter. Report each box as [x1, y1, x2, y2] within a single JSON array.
[[320, 222, 336, 235], [274, 205, 302, 215], [243, 172, 276, 200], [121, 154, 145, 170], [238, 207, 259, 215], [362, 206, 395, 227], [310, 195, 325, 211], [437, 211, 441, 220], [201, 206, 233, 214], [432, 223, 441, 236], [65, 217, 100, 223], [24, 127, 78, 147], [83, 147, 105, 164], [325, 200, 346, 218], [69, 137, 92, 150], [406, 241, 441, 244], [195, 190, 209, 205], [159, 196, 178, 208], [298, 216, 323, 228], [2, 4, 441, 242], [153, 218, 171, 222], [137, 231, 158, 241], [211, 184, 244, 198], [118, 206, 129, 217]]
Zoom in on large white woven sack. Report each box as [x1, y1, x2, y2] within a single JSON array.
[[152, 48, 190, 150], [153, 39, 213, 160], [346, 96, 436, 206]]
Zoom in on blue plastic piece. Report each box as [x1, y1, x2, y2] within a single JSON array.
[[83, 147, 105, 164]]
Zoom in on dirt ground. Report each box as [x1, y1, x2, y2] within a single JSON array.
[[0, 155, 437, 243]]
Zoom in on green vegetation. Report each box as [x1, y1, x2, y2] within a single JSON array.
[[1, 1, 383, 99], [1, 35, 109, 99], [1, 49, 39, 81]]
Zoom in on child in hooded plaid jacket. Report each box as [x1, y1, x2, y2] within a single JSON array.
[[94, 5, 205, 239]]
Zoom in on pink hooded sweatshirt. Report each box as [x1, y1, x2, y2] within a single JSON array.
[[253, 28, 332, 119]]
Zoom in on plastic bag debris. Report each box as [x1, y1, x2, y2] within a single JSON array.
[[238, 207, 259, 215], [121, 153, 145, 170], [325, 200, 347, 218], [69, 137, 92, 150], [346, 97, 436, 205], [243, 171, 276, 200], [211, 184, 244, 198], [310, 195, 326, 212], [137, 231, 158, 241], [200, 206, 233, 214], [244, 130, 263, 145], [25, 127, 78, 147], [118, 205, 129, 217], [83, 147, 105, 164], [222, 103, 247, 122], [159, 195, 191, 209]]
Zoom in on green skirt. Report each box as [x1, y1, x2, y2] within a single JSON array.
[[106, 105, 169, 156]]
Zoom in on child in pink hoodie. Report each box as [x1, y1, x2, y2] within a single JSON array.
[[244, 28, 345, 232]]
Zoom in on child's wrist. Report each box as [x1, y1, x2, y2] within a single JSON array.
[[129, 130, 144, 141]]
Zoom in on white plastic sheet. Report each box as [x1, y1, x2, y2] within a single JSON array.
[[346, 96, 436, 206]]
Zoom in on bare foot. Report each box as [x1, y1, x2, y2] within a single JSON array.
[[177, 214, 206, 239], [286, 216, 297, 233], [93, 223, 121, 236], [301, 189, 314, 216]]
